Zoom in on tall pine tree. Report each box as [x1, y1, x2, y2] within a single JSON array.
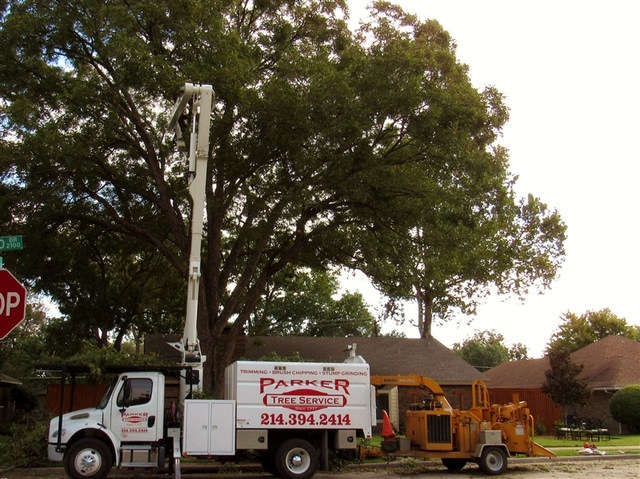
[[542, 348, 591, 424]]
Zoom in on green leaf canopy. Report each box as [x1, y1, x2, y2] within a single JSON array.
[[0, 0, 565, 393]]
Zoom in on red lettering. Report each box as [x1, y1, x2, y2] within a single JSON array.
[[335, 379, 349, 394], [270, 396, 296, 405], [260, 378, 275, 394], [260, 377, 351, 394]]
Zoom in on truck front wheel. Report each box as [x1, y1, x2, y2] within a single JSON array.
[[478, 446, 507, 475], [275, 439, 319, 479], [64, 438, 113, 479]]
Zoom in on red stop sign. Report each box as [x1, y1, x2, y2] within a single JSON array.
[[0, 269, 27, 340]]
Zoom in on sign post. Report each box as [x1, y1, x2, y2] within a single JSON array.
[[0, 269, 27, 340]]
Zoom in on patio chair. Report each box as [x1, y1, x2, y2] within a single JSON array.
[[554, 424, 572, 439], [587, 418, 610, 441]]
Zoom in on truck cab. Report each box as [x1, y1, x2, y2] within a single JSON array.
[[48, 370, 169, 479]]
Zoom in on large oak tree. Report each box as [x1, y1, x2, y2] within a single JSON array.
[[0, 0, 565, 393]]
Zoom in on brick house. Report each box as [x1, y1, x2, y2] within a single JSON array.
[[240, 336, 488, 433], [484, 335, 640, 435]]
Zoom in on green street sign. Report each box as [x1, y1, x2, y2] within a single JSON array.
[[0, 235, 23, 251]]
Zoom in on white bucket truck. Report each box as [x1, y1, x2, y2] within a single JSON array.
[[47, 355, 374, 479]]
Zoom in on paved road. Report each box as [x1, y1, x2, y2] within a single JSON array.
[[2, 454, 639, 479]]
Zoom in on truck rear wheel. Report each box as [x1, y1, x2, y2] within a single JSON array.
[[478, 446, 507, 475], [64, 438, 113, 479], [442, 458, 467, 470], [275, 439, 319, 479]]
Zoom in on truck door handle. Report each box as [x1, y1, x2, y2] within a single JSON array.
[[148, 416, 155, 427]]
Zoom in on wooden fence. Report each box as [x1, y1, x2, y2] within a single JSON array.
[[45, 384, 109, 415], [489, 388, 561, 435]]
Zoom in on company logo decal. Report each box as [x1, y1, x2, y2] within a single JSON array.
[[259, 378, 350, 412], [121, 412, 149, 424]]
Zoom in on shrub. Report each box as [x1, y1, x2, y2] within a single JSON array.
[[0, 411, 50, 468], [609, 384, 640, 433], [534, 420, 547, 436]]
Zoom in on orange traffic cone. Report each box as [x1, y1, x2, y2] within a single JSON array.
[[381, 410, 395, 439]]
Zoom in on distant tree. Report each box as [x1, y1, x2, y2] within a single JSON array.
[[257, 351, 308, 363], [249, 268, 376, 337], [508, 342, 529, 361], [542, 348, 591, 423], [453, 330, 528, 371], [380, 329, 407, 338], [547, 309, 640, 354], [609, 385, 640, 434]]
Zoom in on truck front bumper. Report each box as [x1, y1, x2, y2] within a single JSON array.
[[48, 443, 65, 462]]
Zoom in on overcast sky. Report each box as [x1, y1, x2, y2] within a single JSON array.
[[345, 1, 640, 357]]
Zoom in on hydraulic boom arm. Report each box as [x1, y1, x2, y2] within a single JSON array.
[[167, 83, 213, 400]]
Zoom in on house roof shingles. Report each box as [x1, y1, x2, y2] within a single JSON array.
[[484, 335, 640, 390], [483, 357, 549, 389], [570, 335, 640, 389], [243, 336, 487, 385]]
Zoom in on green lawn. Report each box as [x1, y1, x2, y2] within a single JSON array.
[[535, 434, 640, 448], [361, 434, 640, 458], [534, 434, 640, 456]]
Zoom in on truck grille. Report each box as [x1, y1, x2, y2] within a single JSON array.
[[427, 415, 451, 443]]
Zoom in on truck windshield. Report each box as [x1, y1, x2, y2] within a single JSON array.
[[97, 377, 119, 409]]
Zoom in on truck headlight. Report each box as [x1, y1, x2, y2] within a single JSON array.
[[52, 429, 66, 438]]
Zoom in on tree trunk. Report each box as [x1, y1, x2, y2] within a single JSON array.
[[415, 286, 433, 339], [416, 288, 424, 337], [424, 295, 433, 338]]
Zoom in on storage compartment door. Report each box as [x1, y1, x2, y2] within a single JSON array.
[[183, 400, 236, 456], [183, 400, 211, 454], [209, 401, 235, 455]]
